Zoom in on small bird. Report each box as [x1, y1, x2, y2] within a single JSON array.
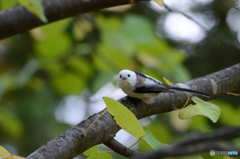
[[117, 69, 211, 103]]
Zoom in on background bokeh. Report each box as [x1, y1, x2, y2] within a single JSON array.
[[0, 0, 240, 158]]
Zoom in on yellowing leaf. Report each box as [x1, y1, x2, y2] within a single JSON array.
[[154, 0, 164, 7], [103, 97, 146, 138], [0, 155, 25, 159], [18, 0, 47, 23], [179, 96, 221, 123]]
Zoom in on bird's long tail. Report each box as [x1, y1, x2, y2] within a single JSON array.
[[170, 87, 211, 97]]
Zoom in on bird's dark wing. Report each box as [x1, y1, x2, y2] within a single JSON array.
[[133, 84, 173, 93], [170, 87, 211, 97]]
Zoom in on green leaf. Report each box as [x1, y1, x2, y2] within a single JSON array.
[[179, 96, 221, 123], [0, 146, 11, 156], [83, 145, 98, 156], [18, 0, 47, 23], [88, 152, 112, 159], [103, 97, 146, 138], [143, 130, 167, 150], [139, 122, 172, 152], [83, 146, 112, 159]]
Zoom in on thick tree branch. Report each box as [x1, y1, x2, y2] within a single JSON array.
[[133, 127, 240, 159], [27, 63, 240, 159], [0, 0, 149, 40]]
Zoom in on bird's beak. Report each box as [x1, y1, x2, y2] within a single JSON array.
[[122, 77, 127, 80]]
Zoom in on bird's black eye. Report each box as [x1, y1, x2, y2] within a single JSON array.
[[120, 75, 122, 78], [128, 74, 130, 77]]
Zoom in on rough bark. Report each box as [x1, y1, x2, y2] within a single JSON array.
[[27, 63, 240, 159]]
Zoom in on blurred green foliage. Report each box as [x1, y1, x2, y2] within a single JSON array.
[[0, 0, 240, 158]]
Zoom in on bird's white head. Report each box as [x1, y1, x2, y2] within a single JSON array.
[[117, 69, 137, 90]]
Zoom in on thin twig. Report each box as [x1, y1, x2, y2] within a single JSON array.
[[218, 0, 240, 10], [127, 138, 142, 149], [227, 92, 240, 96], [178, 127, 240, 146]]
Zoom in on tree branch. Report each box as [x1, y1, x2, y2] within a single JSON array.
[[178, 127, 240, 146], [26, 63, 240, 159], [0, 0, 149, 40], [133, 127, 240, 159], [105, 126, 240, 158], [104, 138, 146, 158]]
